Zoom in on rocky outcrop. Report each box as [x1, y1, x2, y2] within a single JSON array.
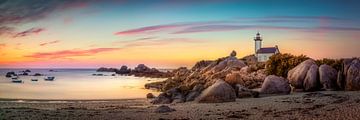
[[287, 59, 317, 89], [345, 58, 360, 90], [319, 64, 338, 90], [96, 67, 118, 72], [5, 72, 16, 77], [96, 64, 173, 78], [196, 79, 236, 103], [116, 65, 131, 74], [303, 64, 319, 91], [260, 75, 291, 94]]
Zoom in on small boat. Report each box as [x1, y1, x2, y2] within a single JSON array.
[[31, 79, 38, 81], [12, 79, 23, 83], [44, 76, 55, 81]]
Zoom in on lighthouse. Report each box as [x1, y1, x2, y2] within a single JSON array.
[[254, 32, 262, 55]]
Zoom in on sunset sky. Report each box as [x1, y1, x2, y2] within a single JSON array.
[[0, 0, 359, 68]]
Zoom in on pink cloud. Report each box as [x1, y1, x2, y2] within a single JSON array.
[[13, 28, 45, 38], [114, 38, 204, 48], [114, 24, 183, 35], [39, 40, 60, 46], [25, 48, 121, 59]]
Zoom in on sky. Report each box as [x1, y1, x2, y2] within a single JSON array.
[[0, 0, 359, 68]]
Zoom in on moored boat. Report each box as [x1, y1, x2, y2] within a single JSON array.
[[44, 76, 55, 81]]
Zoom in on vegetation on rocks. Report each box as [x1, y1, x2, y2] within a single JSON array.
[[265, 53, 309, 77]]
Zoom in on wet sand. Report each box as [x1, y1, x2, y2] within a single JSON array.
[[1, 91, 360, 120]]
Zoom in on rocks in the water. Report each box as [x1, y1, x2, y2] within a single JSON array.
[[260, 75, 291, 94], [19, 72, 29, 76], [287, 59, 317, 89], [303, 64, 319, 91], [154, 105, 175, 113], [235, 84, 259, 98], [345, 59, 360, 90], [319, 64, 338, 90], [116, 65, 131, 74], [25, 69, 31, 72], [196, 79, 236, 103], [33, 73, 42, 76], [96, 67, 118, 72], [146, 93, 155, 99], [5, 72, 16, 77]]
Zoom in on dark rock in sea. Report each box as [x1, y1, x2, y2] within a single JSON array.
[[154, 105, 175, 113], [25, 69, 31, 72], [19, 72, 29, 76], [111, 74, 115, 76], [319, 64, 338, 90], [130, 64, 173, 78], [146, 93, 155, 99], [96, 67, 118, 72], [33, 73, 42, 76], [116, 65, 131, 74], [196, 79, 236, 103], [5, 72, 16, 77], [345, 58, 360, 90], [260, 75, 291, 94]]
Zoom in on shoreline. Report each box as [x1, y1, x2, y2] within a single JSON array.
[[1, 91, 360, 119]]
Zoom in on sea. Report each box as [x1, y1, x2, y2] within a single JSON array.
[[0, 69, 165, 100]]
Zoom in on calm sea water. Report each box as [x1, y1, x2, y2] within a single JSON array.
[[0, 69, 164, 100]]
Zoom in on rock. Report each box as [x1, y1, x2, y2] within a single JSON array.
[[25, 69, 31, 72], [116, 65, 131, 74], [287, 59, 316, 89], [154, 105, 175, 113], [191, 60, 213, 71], [196, 79, 236, 103], [134, 64, 151, 72], [230, 50, 237, 57], [20, 72, 29, 75], [235, 84, 259, 98], [345, 59, 360, 90], [150, 93, 172, 104], [96, 67, 118, 72], [146, 93, 155, 99], [337, 70, 345, 90], [260, 75, 291, 94], [185, 84, 204, 102], [224, 72, 243, 85], [33, 73, 42, 76], [319, 64, 338, 90], [303, 64, 319, 91], [5, 72, 16, 77]]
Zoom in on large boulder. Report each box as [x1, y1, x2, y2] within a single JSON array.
[[224, 72, 243, 85], [260, 75, 291, 94], [196, 79, 236, 103], [287, 59, 316, 89], [185, 84, 204, 102], [134, 64, 151, 72], [345, 59, 360, 90], [319, 64, 338, 90], [303, 64, 319, 91]]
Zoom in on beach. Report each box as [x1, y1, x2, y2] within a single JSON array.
[[1, 91, 360, 120]]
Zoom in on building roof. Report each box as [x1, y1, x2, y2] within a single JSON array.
[[256, 47, 278, 54]]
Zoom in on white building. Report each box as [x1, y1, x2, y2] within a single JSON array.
[[254, 32, 280, 62]]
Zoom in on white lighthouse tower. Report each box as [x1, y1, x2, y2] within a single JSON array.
[[254, 32, 262, 55]]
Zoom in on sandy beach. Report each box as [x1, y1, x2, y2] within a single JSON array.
[[1, 91, 360, 120]]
